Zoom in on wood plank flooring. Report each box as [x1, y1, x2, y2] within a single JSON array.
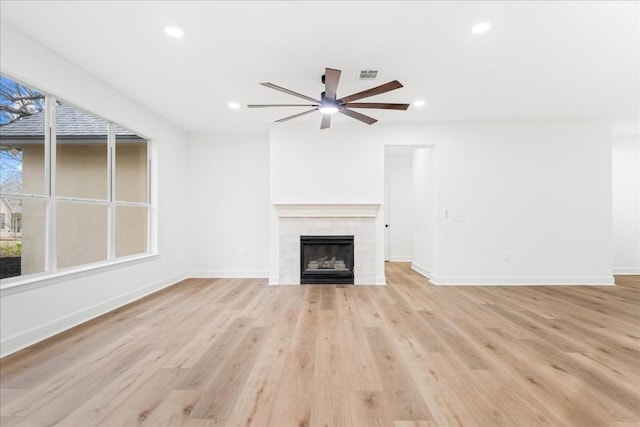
[[1, 263, 639, 426]]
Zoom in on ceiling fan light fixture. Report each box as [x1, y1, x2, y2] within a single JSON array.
[[319, 105, 339, 115], [164, 26, 184, 38], [471, 22, 491, 34]]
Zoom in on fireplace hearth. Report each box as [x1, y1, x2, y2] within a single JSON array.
[[300, 235, 354, 284]]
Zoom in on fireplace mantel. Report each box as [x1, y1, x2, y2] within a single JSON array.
[[273, 203, 380, 218]]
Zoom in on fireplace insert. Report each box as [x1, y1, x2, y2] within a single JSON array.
[[300, 235, 354, 284]]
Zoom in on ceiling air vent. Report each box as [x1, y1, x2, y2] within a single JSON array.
[[359, 69, 378, 80]]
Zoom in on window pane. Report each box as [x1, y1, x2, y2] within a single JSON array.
[[57, 202, 108, 269], [56, 102, 108, 200], [116, 205, 148, 257], [0, 76, 46, 195], [0, 198, 46, 279], [115, 127, 148, 203]]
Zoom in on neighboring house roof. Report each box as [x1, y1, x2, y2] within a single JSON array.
[[0, 197, 22, 214], [0, 103, 143, 140]]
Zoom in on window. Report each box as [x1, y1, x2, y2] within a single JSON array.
[[0, 75, 152, 282], [115, 126, 149, 258]]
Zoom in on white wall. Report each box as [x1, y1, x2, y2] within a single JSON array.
[[381, 122, 614, 285], [612, 135, 640, 274], [429, 122, 613, 284], [269, 124, 387, 284], [412, 148, 436, 277], [187, 132, 270, 277], [0, 23, 189, 357], [384, 150, 413, 261], [270, 125, 384, 204], [270, 121, 614, 285]]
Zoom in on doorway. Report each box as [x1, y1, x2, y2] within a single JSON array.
[[384, 148, 415, 263], [383, 145, 435, 276]]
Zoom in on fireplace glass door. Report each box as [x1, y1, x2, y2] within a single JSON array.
[[300, 235, 354, 284]]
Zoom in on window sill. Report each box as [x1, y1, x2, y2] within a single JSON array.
[[0, 253, 159, 296]]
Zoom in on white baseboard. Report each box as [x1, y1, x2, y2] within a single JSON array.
[[188, 271, 269, 279], [613, 267, 640, 275], [389, 257, 412, 262], [411, 263, 433, 280], [268, 276, 280, 285], [410, 265, 617, 286], [0, 272, 188, 358], [429, 275, 615, 286], [375, 275, 387, 286]]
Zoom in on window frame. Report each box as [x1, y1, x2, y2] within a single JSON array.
[[0, 76, 156, 291]]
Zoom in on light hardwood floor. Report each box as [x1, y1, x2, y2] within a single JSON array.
[[1, 263, 639, 426]]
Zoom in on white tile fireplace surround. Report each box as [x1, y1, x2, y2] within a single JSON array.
[[272, 204, 381, 285]]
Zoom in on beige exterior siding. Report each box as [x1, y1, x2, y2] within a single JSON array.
[[19, 142, 147, 272]]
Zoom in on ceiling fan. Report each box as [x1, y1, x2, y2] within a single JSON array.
[[247, 68, 409, 129]]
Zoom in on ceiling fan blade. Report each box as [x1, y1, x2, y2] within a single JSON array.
[[260, 82, 321, 103], [339, 108, 378, 125], [274, 108, 319, 123], [337, 80, 404, 104], [320, 114, 331, 129], [343, 102, 410, 110], [324, 68, 341, 101], [248, 104, 319, 108]]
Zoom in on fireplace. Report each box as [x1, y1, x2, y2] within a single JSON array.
[[272, 204, 380, 285], [300, 235, 354, 284]]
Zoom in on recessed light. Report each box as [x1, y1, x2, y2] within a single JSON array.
[[471, 22, 491, 34], [164, 26, 184, 38], [228, 102, 240, 109], [413, 100, 426, 107]]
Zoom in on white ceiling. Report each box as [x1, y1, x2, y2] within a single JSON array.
[[1, 1, 638, 133]]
